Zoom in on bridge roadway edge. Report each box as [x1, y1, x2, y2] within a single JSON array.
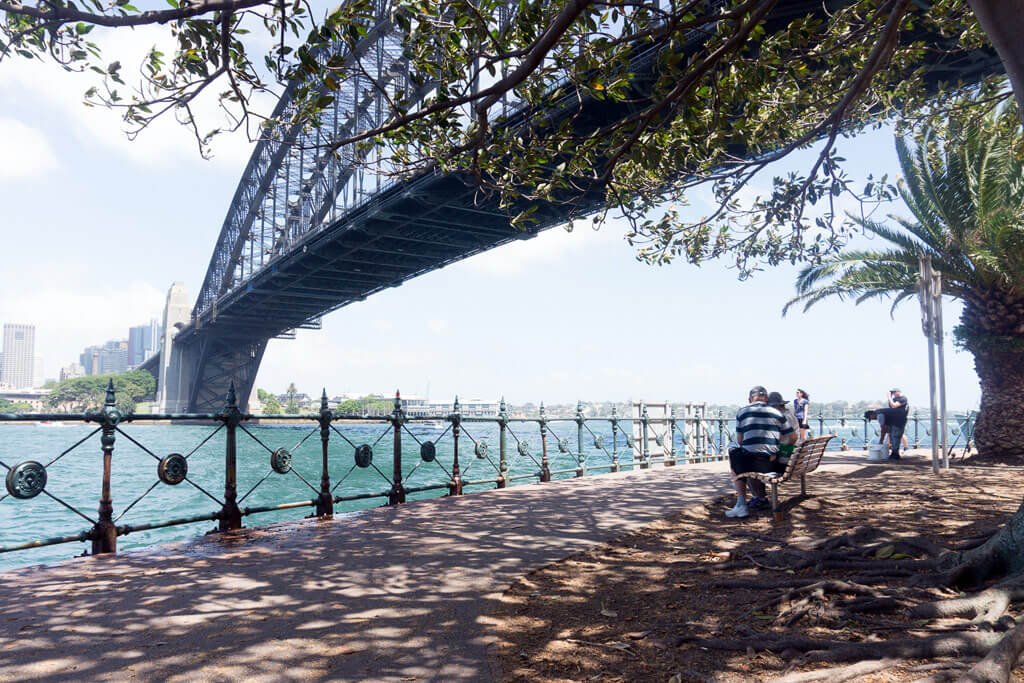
[[0, 456, 876, 681]]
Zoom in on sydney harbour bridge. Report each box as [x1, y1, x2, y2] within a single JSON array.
[[140, 0, 1003, 412]]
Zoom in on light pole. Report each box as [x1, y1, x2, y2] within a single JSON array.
[[918, 254, 948, 472]]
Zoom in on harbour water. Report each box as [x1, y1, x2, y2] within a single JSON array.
[[0, 414, 972, 572]]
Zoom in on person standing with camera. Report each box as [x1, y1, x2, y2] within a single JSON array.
[[882, 388, 909, 460]]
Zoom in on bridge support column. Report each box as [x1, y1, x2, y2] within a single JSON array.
[[157, 282, 192, 413]]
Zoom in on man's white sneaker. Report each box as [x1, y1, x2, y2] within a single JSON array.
[[725, 500, 749, 518]]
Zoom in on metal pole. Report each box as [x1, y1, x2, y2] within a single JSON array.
[[920, 254, 940, 474], [934, 272, 949, 470], [667, 404, 677, 466], [93, 379, 119, 555], [219, 382, 243, 531], [317, 389, 334, 517], [538, 401, 550, 482], [640, 403, 649, 469], [718, 409, 724, 457], [390, 390, 405, 504], [449, 396, 463, 495], [498, 397, 510, 487], [610, 406, 619, 473], [576, 400, 585, 477]]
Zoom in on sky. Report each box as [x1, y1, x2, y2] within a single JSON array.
[[0, 27, 983, 412]]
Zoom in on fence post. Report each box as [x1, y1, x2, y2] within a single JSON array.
[[539, 401, 551, 482], [390, 390, 406, 505], [575, 400, 585, 477], [913, 410, 921, 449], [667, 404, 677, 466], [610, 406, 619, 473], [219, 382, 243, 531], [317, 389, 334, 517], [449, 396, 463, 496], [718, 409, 724, 456], [640, 403, 649, 469], [499, 397, 510, 486], [92, 379, 119, 555]]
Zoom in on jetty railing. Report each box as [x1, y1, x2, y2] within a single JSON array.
[[0, 381, 976, 562]]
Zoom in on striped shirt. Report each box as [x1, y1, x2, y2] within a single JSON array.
[[735, 402, 794, 456]]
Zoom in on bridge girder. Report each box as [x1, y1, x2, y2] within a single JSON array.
[[172, 0, 1003, 412]]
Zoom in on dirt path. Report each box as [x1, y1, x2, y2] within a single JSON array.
[[490, 456, 1024, 682], [0, 464, 739, 682]]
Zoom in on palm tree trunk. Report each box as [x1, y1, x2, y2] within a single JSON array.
[[971, 347, 1024, 461]]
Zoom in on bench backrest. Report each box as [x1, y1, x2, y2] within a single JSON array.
[[780, 434, 834, 481]]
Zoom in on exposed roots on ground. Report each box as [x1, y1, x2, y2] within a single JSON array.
[[691, 524, 1024, 682]]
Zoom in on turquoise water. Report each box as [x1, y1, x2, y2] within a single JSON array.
[[0, 414, 972, 572], [0, 419, 650, 572]]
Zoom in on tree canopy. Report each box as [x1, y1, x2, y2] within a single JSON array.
[[3, 0, 1021, 274], [46, 370, 157, 412]]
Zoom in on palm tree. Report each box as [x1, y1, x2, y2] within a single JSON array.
[[785, 102, 1024, 460]]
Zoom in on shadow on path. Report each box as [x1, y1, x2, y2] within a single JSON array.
[[0, 464, 736, 681]]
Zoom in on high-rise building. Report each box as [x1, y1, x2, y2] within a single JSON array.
[[32, 355, 43, 388], [60, 363, 85, 381], [98, 340, 128, 375], [1, 324, 35, 389], [128, 319, 161, 368], [80, 345, 101, 375], [79, 340, 129, 376]]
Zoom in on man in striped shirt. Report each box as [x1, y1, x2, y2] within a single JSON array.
[[726, 386, 797, 518]]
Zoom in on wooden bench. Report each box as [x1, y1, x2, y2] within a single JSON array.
[[738, 434, 835, 520]]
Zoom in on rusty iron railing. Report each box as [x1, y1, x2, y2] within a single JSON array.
[[0, 382, 976, 561]]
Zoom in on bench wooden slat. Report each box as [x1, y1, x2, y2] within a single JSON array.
[[735, 434, 835, 520]]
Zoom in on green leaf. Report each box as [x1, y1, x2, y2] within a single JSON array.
[[874, 544, 895, 559]]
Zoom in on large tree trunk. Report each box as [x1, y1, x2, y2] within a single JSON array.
[[951, 497, 1024, 586], [966, 0, 1024, 122], [970, 347, 1024, 461], [960, 292, 1024, 462]]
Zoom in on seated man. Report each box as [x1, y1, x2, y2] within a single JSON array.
[[726, 386, 798, 518]]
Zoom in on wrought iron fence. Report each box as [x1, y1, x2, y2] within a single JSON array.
[[0, 381, 976, 563]]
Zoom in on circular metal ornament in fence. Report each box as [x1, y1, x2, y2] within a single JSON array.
[[354, 444, 373, 468], [517, 441, 531, 457], [5, 461, 46, 499], [271, 447, 292, 474], [593, 435, 604, 449], [475, 440, 489, 459], [557, 438, 569, 453], [654, 433, 665, 447], [420, 441, 436, 462], [158, 453, 188, 485], [625, 435, 635, 448]]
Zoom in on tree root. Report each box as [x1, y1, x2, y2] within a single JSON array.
[[774, 658, 901, 682], [910, 585, 1024, 627], [678, 631, 1003, 663], [957, 618, 1024, 683]]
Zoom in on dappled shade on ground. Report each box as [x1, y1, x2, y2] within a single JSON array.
[[0, 465, 734, 681], [491, 459, 1024, 682]]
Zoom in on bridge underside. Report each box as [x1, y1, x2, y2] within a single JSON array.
[[164, 0, 1004, 414], [174, 171, 604, 412]]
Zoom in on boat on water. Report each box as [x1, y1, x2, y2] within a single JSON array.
[[36, 421, 63, 427]]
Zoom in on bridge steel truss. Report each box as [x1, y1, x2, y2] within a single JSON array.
[[175, 0, 1003, 412]]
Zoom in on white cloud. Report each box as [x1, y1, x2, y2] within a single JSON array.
[[0, 26, 259, 169], [427, 319, 449, 335], [0, 118, 58, 180]]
